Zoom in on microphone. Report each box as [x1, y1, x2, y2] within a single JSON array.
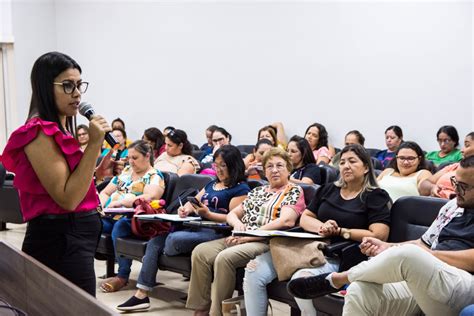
[[78, 102, 118, 148]]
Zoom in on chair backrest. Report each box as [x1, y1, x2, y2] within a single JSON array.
[[192, 149, 204, 160], [0, 163, 6, 188], [167, 174, 215, 213], [247, 178, 268, 190], [191, 143, 200, 151], [366, 148, 382, 158], [437, 161, 455, 172], [236, 145, 255, 154], [370, 157, 383, 170], [161, 172, 179, 205], [0, 186, 23, 223], [299, 183, 319, 205], [388, 196, 448, 243], [318, 164, 339, 184]]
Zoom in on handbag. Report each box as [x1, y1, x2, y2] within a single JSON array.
[[269, 237, 327, 281], [131, 198, 171, 238]]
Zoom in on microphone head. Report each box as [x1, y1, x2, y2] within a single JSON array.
[[78, 102, 95, 119]]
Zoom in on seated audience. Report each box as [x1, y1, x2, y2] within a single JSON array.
[[186, 148, 306, 316], [245, 144, 391, 316], [287, 135, 321, 185], [142, 127, 165, 159], [426, 125, 463, 167], [117, 145, 250, 311], [101, 127, 129, 160], [244, 138, 273, 180], [200, 124, 219, 156], [76, 124, 89, 151], [304, 123, 335, 164], [99, 141, 165, 293], [331, 130, 365, 167], [154, 129, 200, 175], [288, 156, 474, 316], [258, 122, 287, 149], [103, 117, 132, 149], [200, 127, 232, 164], [420, 132, 474, 199], [377, 141, 432, 201], [375, 125, 403, 169]]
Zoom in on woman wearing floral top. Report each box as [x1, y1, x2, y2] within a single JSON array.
[[99, 140, 165, 293], [186, 147, 306, 316]]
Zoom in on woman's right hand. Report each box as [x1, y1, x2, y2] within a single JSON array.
[[178, 206, 191, 218], [232, 222, 246, 232], [318, 219, 339, 237], [88, 115, 112, 147], [360, 237, 391, 257], [430, 184, 443, 197]]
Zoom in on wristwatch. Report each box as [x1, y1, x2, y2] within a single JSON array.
[[340, 228, 351, 240]]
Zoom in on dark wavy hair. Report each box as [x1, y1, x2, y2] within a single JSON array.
[[214, 145, 246, 187], [437, 125, 460, 147], [143, 127, 165, 152], [389, 141, 429, 173], [254, 138, 273, 152], [28, 52, 81, 135], [305, 123, 329, 149], [112, 118, 125, 130], [166, 129, 193, 155], [288, 135, 316, 166], [128, 140, 154, 165]]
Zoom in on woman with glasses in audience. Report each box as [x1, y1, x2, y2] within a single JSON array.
[[244, 144, 391, 316], [0, 52, 108, 296], [304, 123, 335, 164], [186, 148, 306, 316], [420, 132, 474, 199], [244, 138, 274, 180], [200, 127, 232, 165], [117, 145, 250, 311], [287, 135, 321, 185], [99, 140, 165, 293], [425, 125, 463, 167], [76, 124, 90, 151], [375, 125, 403, 169], [142, 127, 165, 160], [377, 141, 432, 201], [154, 129, 200, 175], [100, 127, 129, 160]]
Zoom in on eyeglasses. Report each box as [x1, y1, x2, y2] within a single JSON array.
[[53, 80, 89, 94], [212, 163, 227, 170], [450, 176, 474, 196], [396, 156, 419, 162], [212, 137, 225, 143], [437, 138, 453, 144], [265, 163, 286, 172]]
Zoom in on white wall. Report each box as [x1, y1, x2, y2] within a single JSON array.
[[10, 1, 473, 151]]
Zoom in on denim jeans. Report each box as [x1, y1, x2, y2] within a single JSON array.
[[243, 251, 339, 316], [102, 217, 133, 280], [137, 228, 223, 291]]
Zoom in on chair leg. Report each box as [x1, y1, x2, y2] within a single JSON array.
[[106, 255, 116, 278], [290, 306, 301, 316], [0, 222, 6, 231]]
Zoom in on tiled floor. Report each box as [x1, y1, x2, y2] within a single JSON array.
[[0, 223, 290, 315]]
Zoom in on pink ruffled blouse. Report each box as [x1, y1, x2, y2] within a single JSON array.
[[0, 117, 99, 221]]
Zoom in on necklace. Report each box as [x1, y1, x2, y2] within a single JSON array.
[[213, 182, 228, 191], [340, 187, 363, 200]]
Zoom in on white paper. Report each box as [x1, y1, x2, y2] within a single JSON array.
[[134, 214, 201, 222], [232, 230, 324, 239], [103, 207, 135, 213]]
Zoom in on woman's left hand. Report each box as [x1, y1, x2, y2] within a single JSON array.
[[319, 220, 339, 237]]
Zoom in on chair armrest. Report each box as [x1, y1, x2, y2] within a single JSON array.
[[322, 240, 355, 258]]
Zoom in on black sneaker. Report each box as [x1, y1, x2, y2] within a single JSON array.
[[117, 296, 150, 311], [287, 273, 340, 299]]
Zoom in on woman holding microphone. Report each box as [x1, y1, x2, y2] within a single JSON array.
[[0, 52, 111, 297]]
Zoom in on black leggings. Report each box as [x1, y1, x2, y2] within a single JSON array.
[[22, 212, 102, 297]]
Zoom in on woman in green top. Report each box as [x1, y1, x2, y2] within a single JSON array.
[[425, 125, 462, 167]]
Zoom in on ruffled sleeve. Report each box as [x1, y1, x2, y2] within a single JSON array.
[[1, 118, 83, 194], [364, 188, 392, 226]]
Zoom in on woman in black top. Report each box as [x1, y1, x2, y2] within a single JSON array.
[[288, 144, 391, 315], [287, 135, 322, 185]]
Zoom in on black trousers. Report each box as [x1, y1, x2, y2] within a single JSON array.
[[22, 212, 102, 297]]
